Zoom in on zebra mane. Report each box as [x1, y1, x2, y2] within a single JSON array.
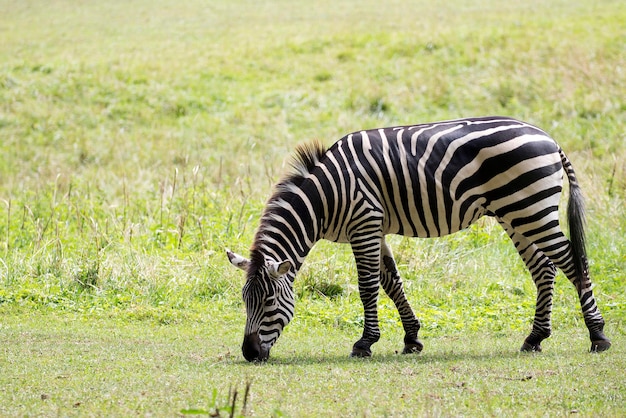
[[273, 139, 327, 194], [287, 140, 327, 180], [247, 246, 266, 276], [248, 140, 327, 271]]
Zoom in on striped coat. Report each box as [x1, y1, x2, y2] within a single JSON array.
[[228, 116, 610, 361]]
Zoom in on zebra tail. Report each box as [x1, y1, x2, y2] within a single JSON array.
[[560, 148, 587, 286]]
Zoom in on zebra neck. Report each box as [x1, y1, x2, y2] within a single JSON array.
[[252, 205, 320, 272], [252, 159, 328, 272]]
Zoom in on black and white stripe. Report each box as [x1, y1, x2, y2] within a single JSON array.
[[228, 116, 610, 361]]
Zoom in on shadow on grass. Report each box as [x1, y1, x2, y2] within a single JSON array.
[[233, 348, 546, 366], [222, 331, 621, 366]]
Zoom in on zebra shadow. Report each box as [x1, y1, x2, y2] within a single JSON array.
[[246, 348, 546, 366]]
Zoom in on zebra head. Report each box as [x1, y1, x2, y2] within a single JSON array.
[[227, 249, 295, 362]]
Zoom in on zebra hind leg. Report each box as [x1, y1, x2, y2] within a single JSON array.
[[524, 228, 610, 352], [380, 241, 423, 354], [519, 251, 557, 353], [518, 250, 556, 353], [499, 220, 555, 352], [536, 238, 610, 352], [569, 256, 611, 352]]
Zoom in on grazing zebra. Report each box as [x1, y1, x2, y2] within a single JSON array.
[[227, 116, 611, 362]]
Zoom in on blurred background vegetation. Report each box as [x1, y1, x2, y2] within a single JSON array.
[[0, 0, 624, 333]]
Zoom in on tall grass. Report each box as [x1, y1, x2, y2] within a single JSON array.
[[1, 0, 625, 330]]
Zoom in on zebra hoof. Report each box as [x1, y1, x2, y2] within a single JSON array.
[[350, 347, 372, 358], [402, 342, 424, 354], [520, 342, 542, 352], [590, 339, 611, 353]]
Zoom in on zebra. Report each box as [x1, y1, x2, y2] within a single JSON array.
[[227, 116, 611, 362]]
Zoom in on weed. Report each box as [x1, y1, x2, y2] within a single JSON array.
[[72, 261, 99, 291], [181, 382, 253, 418]]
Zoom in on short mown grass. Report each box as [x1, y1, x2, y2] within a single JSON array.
[[1, 313, 625, 416], [1, 0, 625, 416]]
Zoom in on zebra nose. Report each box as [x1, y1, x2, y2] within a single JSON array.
[[242, 333, 268, 362]]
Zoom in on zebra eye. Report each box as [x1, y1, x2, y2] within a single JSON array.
[[265, 298, 275, 307]]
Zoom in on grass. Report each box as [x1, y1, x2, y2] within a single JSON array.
[[1, 314, 625, 416], [1, 0, 625, 416]]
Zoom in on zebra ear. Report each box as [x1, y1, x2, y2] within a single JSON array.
[[226, 249, 249, 271], [269, 260, 292, 278]]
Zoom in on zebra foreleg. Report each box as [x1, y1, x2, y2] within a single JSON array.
[[380, 241, 423, 354], [351, 275, 381, 357], [350, 239, 383, 357]]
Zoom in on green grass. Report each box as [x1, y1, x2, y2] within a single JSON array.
[[1, 314, 625, 416], [1, 0, 625, 416]]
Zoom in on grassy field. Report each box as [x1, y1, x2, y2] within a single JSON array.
[[1, 0, 625, 416]]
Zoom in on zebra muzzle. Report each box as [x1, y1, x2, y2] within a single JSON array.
[[242, 332, 270, 362]]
